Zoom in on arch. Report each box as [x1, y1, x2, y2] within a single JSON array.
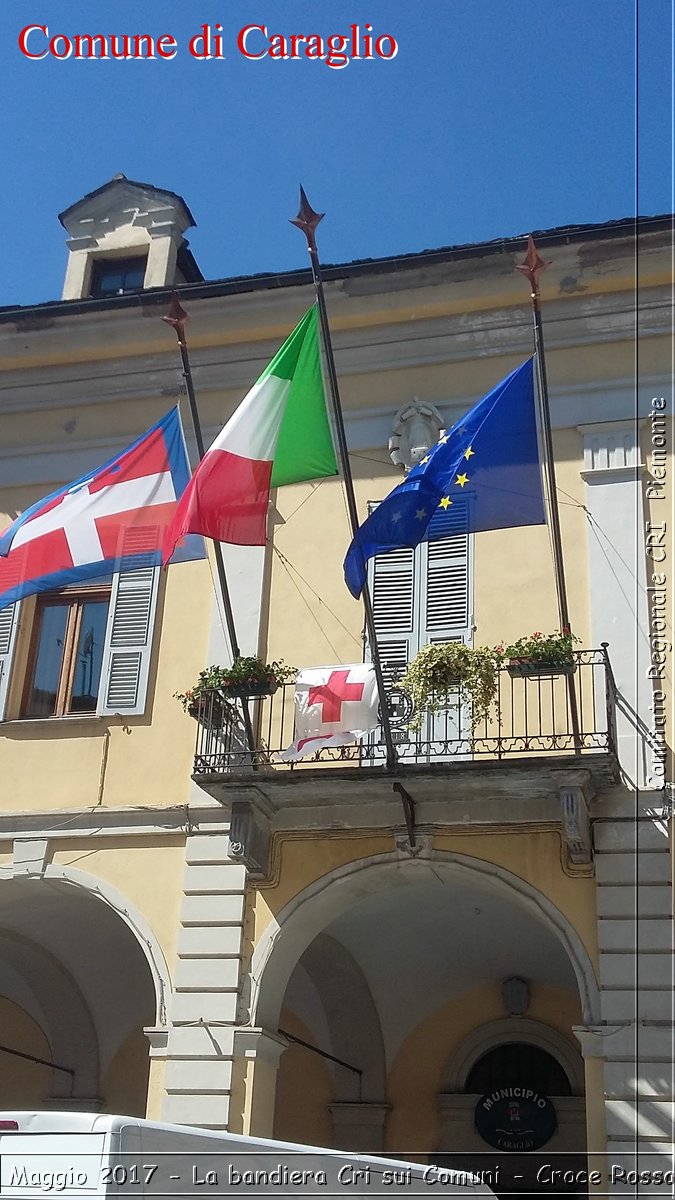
[[442, 1017, 586, 1096], [47, 864, 171, 1025], [0, 862, 171, 1027], [247, 850, 601, 1031]]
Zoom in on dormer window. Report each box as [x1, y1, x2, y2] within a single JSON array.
[[89, 255, 148, 298], [60, 175, 202, 300]]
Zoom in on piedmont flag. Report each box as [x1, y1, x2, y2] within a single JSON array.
[[343, 358, 545, 598], [281, 664, 379, 761], [0, 407, 198, 611], [163, 305, 337, 560]]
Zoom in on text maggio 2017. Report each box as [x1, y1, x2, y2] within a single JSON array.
[[18, 24, 399, 69]]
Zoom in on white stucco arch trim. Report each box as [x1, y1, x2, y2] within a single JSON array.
[[0, 861, 172, 1027], [44, 864, 172, 1026], [442, 1017, 586, 1096], [246, 849, 601, 1031]]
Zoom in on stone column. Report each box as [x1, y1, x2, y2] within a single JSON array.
[[233, 1028, 289, 1138], [329, 1102, 391, 1154], [162, 835, 248, 1130]]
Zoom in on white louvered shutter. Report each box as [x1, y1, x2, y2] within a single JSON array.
[[365, 501, 418, 687], [420, 500, 472, 645], [369, 546, 417, 685], [97, 567, 160, 716], [0, 603, 20, 721]]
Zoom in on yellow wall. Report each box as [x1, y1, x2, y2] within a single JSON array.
[[272, 984, 583, 1156], [102, 1027, 151, 1117], [273, 1012, 333, 1148], [386, 983, 582, 1153], [251, 834, 395, 947], [0, 997, 52, 1108], [51, 837, 187, 973]]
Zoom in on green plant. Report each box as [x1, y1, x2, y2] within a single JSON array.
[[498, 629, 580, 666], [175, 658, 296, 712], [399, 641, 501, 732]]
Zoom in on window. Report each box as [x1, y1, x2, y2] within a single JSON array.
[[0, 564, 161, 723], [89, 256, 147, 298], [465, 1043, 572, 1096], [368, 498, 472, 679], [23, 590, 110, 718], [366, 500, 473, 757]]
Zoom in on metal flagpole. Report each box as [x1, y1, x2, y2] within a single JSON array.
[[516, 236, 582, 752], [290, 188, 399, 772], [163, 294, 259, 765]]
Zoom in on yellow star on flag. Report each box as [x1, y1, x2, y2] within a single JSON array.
[[420, 455, 430, 465], [438, 434, 448, 445], [464, 446, 475, 460], [415, 508, 427, 520], [439, 496, 452, 509], [455, 473, 469, 487]]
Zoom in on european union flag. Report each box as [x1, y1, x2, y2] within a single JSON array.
[[344, 358, 545, 598]]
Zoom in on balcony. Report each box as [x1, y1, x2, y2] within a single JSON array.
[[190, 649, 620, 878], [192, 649, 617, 774]]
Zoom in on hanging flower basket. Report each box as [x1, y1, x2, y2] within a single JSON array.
[[399, 642, 501, 732]]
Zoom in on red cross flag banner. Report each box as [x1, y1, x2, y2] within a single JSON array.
[[280, 664, 379, 762], [0, 407, 201, 610]]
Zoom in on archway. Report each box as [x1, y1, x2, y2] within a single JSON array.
[[248, 850, 597, 1161], [0, 871, 162, 1114]]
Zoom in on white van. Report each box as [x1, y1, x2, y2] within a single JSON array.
[[0, 1112, 496, 1199]]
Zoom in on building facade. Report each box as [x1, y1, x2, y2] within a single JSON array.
[[0, 178, 672, 1195]]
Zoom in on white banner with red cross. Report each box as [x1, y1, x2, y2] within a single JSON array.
[[280, 663, 379, 762]]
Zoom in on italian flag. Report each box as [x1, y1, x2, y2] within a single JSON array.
[[163, 306, 337, 559]]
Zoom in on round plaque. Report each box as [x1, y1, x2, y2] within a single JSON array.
[[475, 1088, 557, 1152]]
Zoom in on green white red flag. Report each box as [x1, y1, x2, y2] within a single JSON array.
[[162, 306, 337, 560]]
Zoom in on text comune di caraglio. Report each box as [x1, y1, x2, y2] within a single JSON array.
[[18, 22, 399, 68]]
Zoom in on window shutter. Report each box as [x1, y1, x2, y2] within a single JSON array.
[[97, 567, 160, 716], [366, 499, 418, 684], [420, 500, 472, 643], [0, 603, 20, 721]]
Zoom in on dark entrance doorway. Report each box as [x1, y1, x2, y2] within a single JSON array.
[[439, 1042, 588, 1198]]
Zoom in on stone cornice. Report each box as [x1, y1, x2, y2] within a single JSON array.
[[0, 801, 230, 842]]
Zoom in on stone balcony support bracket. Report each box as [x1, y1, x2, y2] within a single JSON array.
[[554, 769, 595, 868]]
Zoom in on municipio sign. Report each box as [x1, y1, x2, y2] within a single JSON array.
[[475, 1087, 557, 1151]]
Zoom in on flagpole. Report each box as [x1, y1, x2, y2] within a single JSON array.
[[290, 188, 399, 772], [163, 295, 259, 765], [516, 237, 582, 752]]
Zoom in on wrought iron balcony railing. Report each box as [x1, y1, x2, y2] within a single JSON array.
[[192, 648, 618, 776]]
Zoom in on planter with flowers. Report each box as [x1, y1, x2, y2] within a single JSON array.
[[176, 658, 297, 720], [399, 641, 501, 732], [500, 630, 579, 679]]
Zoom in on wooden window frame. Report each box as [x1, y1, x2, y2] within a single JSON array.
[[22, 586, 111, 718]]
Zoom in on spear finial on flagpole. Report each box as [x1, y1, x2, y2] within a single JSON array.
[[289, 187, 324, 254], [517, 235, 581, 752], [291, 186, 400, 778], [163, 293, 189, 341], [515, 235, 550, 302]]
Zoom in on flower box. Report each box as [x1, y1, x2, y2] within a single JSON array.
[[507, 658, 576, 679], [219, 679, 278, 700]]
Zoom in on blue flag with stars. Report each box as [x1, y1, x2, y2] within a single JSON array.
[[344, 358, 545, 598]]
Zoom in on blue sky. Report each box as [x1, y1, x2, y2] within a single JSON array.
[[1, 0, 671, 306]]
